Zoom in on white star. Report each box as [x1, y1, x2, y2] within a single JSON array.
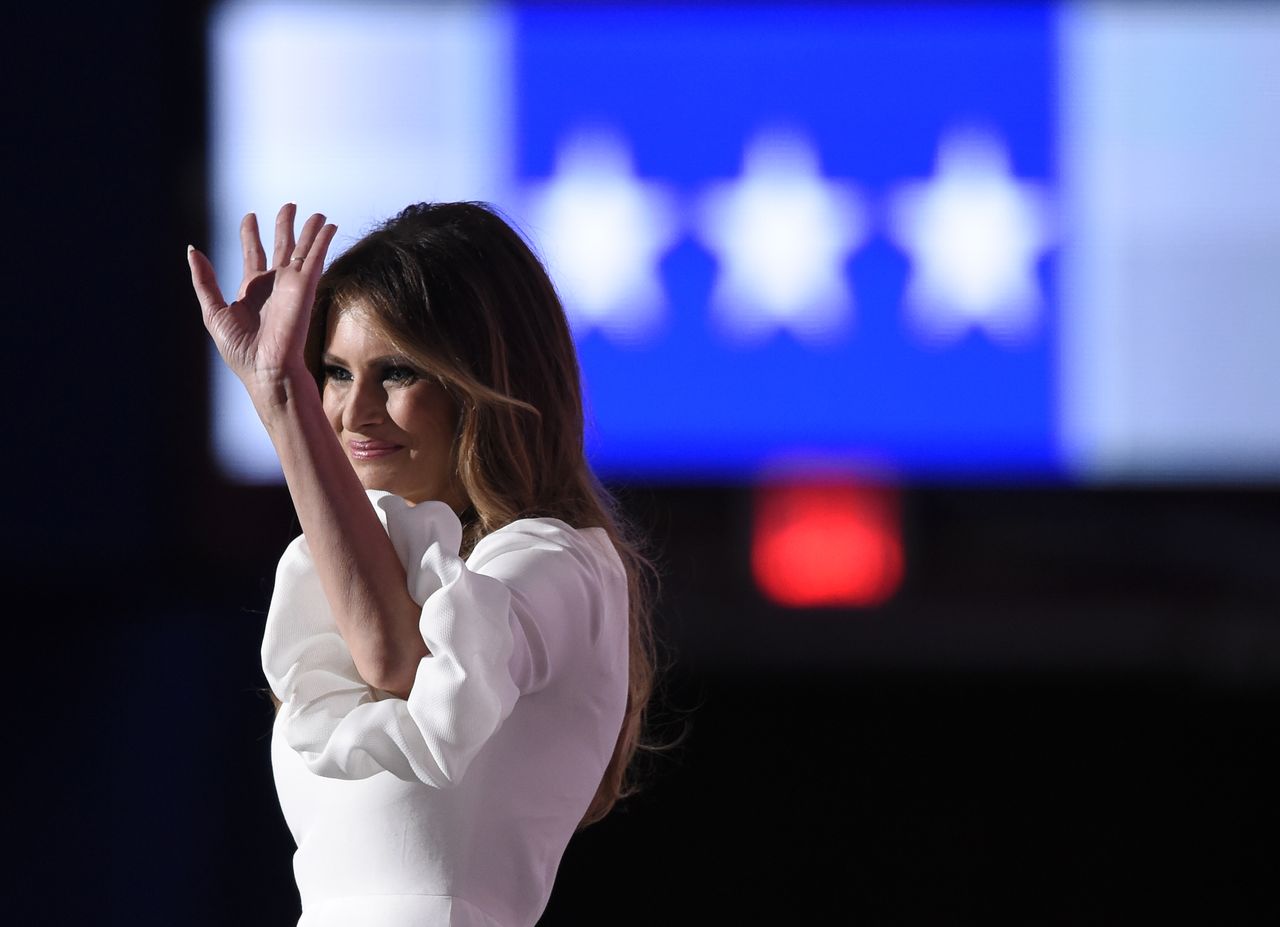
[[522, 129, 679, 344], [696, 129, 867, 345], [889, 128, 1055, 346]]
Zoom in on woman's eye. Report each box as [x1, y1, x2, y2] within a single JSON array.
[[322, 364, 352, 382], [384, 365, 418, 384]]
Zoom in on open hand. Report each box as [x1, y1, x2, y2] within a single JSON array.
[[188, 203, 338, 398]]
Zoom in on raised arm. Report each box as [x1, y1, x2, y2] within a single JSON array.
[[188, 204, 426, 696]]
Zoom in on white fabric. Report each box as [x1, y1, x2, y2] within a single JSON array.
[[262, 490, 630, 927]]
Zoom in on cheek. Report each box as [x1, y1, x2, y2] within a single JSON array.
[[398, 392, 456, 449]]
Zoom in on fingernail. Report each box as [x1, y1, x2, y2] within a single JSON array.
[[187, 244, 195, 255]]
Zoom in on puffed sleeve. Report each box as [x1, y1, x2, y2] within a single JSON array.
[[260, 489, 624, 788]]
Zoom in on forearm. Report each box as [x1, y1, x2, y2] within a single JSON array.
[[255, 369, 426, 696]]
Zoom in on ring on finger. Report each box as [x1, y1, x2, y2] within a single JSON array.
[[290, 255, 306, 263]]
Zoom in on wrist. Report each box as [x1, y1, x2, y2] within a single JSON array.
[[249, 363, 320, 418]]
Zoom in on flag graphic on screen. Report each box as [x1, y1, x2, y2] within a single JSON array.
[[211, 3, 1060, 482]]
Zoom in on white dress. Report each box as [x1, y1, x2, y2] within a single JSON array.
[[261, 490, 630, 927]]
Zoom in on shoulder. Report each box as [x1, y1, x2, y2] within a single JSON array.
[[472, 517, 624, 577], [468, 518, 627, 609]]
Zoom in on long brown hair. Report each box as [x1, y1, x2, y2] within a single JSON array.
[[280, 201, 658, 827]]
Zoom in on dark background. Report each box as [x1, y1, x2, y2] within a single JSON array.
[[12, 4, 1279, 924]]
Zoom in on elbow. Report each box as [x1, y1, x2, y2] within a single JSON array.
[[363, 640, 429, 698]]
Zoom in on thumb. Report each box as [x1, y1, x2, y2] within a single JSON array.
[[187, 245, 228, 324]]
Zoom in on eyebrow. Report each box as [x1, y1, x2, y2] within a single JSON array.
[[321, 352, 413, 368]]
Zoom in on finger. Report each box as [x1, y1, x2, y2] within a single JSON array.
[[290, 212, 327, 265], [272, 202, 297, 269], [240, 213, 267, 279], [299, 223, 338, 290], [187, 245, 229, 326]]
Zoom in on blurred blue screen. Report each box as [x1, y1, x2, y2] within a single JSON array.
[[207, 1, 1280, 484], [516, 6, 1058, 480]]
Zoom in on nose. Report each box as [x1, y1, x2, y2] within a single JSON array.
[[343, 374, 388, 433]]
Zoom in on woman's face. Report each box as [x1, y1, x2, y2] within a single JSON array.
[[321, 306, 466, 511]]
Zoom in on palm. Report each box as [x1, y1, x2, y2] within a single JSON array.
[[189, 204, 338, 386], [210, 264, 309, 373]]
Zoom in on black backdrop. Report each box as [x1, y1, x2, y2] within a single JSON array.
[[12, 4, 1280, 924]]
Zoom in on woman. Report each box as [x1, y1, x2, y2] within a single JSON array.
[[187, 202, 656, 926]]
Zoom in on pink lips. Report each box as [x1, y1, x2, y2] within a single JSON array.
[[348, 440, 403, 460]]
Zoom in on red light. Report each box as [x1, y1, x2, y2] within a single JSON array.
[[752, 481, 903, 608]]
